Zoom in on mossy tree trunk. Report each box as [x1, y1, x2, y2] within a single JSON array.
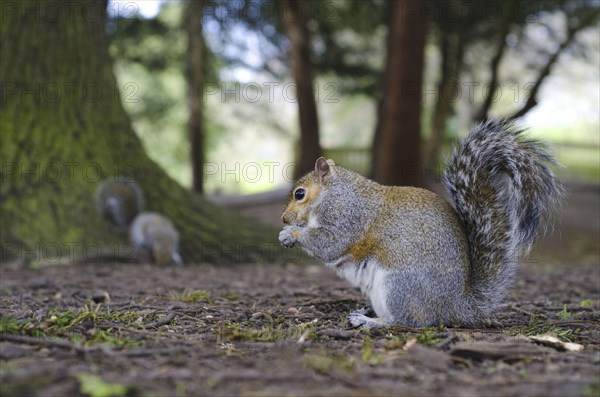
[[0, 0, 281, 265]]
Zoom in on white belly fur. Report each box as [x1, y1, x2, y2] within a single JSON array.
[[326, 256, 391, 320]]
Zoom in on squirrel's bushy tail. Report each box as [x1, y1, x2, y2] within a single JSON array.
[[443, 119, 563, 312]]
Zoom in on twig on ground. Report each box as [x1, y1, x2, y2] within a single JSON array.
[[552, 319, 599, 327], [434, 333, 459, 349], [0, 333, 110, 355], [511, 305, 543, 318], [143, 312, 177, 329]]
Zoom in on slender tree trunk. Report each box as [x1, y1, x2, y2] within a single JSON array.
[[0, 0, 279, 264], [186, 0, 205, 193], [370, 0, 393, 180], [475, 0, 517, 122], [374, 0, 427, 187], [426, 32, 464, 167], [282, 0, 322, 177]]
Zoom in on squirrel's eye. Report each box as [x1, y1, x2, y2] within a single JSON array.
[[294, 188, 306, 201]]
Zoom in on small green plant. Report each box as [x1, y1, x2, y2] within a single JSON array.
[[85, 329, 142, 348], [28, 307, 145, 347], [306, 354, 335, 373], [176, 381, 187, 396], [203, 378, 217, 391], [168, 289, 211, 303], [579, 299, 594, 308], [506, 315, 578, 342], [551, 328, 575, 341], [47, 308, 80, 329], [581, 382, 599, 397], [557, 304, 572, 319], [29, 261, 42, 269], [305, 353, 356, 376], [361, 338, 385, 365], [45, 306, 140, 332], [220, 292, 240, 301], [218, 320, 317, 343], [0, 316, 20, 334], [416, 329, 442, 346], [77, 373, 129, 397], [385, 335, 410, 350]]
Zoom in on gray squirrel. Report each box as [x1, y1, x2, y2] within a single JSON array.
[[96, 178, 182, 265], [279, 120, 563, 328], [129, 212, 182, 266], [95, 177, 144, 229]]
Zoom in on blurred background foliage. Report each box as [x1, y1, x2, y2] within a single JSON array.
[[107, 0, 599, 194]]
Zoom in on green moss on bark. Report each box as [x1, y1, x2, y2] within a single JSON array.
[[0, 0, 280, 264]]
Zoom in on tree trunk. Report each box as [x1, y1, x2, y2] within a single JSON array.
[[282, 0, 322, 177], [369, 0, 393, 181], [186, 0, 205, 193], [426, 32, 464, 167], [475, 0, 517, 122], [374, 0, 427, 187], [0, 0, 279, 265]]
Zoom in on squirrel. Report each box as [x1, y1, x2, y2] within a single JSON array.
[[96, 177, 144, 229], [279, 120, 563, 328], [129, 212, 183, 266], [96, 178, 182, 265]]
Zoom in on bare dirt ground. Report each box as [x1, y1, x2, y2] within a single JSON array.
[[1, 182, 599, 397]]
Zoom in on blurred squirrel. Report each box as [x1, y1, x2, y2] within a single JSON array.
[[129, 212, 183, 266], [279, 120, 563, 328], [96, 178, 182, 265], [96, 177, 144, 229]]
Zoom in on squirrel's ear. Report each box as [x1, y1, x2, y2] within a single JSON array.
[[315, 157, 333, 181]]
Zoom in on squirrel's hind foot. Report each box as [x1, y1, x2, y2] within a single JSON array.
[[348, 308, 386, 329]]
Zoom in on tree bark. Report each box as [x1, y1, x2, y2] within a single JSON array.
[[282, 0, 322, 177], [426, 32, 464, 167], [186, 0, 205, 193], [374, 0, 427, 187], [0, 0, 279, 264], [369, 0, 393, 181]]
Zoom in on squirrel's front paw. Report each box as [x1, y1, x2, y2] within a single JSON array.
[[279, 226, 299, 248]]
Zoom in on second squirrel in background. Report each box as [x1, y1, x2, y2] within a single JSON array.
[[96, 178, 182, 265], [96, 177, 144, 229], [130, 212, 183, 266], [279, 120, 563, 328]]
